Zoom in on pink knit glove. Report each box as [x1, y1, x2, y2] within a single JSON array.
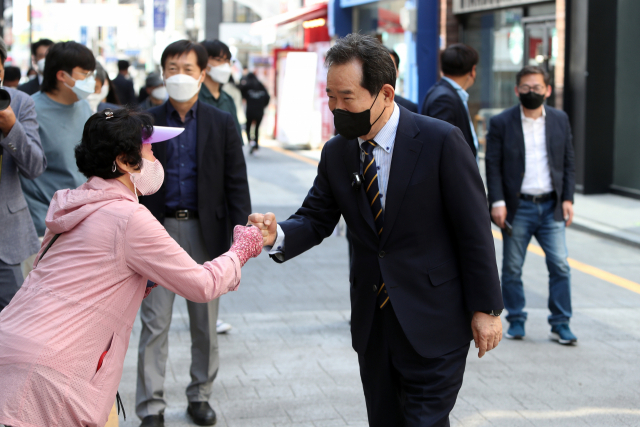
[[229, 225, 263, 266]]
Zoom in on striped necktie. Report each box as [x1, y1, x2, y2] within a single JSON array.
[[362, 140, 389, 309]]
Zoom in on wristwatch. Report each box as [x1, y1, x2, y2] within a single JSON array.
[[481, 309, 503, 317]]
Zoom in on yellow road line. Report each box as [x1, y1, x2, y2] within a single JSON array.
[[491, 230, 640, 295], [265, 145, 640, 296], [265, 145, 320, 167]]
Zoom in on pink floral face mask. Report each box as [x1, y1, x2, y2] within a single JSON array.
[[129, 158, 164, 199]]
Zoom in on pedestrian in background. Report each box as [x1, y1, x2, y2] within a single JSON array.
[[18, 38, 54, 95], [0, 36, 46, 312], [485, 65, 577, 345], [421, 43, 479, 158], [238, 71, 269, 153], [138, 72, 167, 110], [113, 59, 137, 107], [386, 47, 417, 113], [250, 33, 503, 427], [3, 66, 21, 88], [136, 40, 251, 427], [0, 108, 263, 427], [198, 39, 242, 137], [87, 63, 121, 112], [20, 41, 95, 276]]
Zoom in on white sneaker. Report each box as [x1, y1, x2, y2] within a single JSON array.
[[216, 319, 232, 334]]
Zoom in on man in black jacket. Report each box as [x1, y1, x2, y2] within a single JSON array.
[[112, 59, 137, 106], [135, 40, 251, 427], [17, 38, 54, 95], [421, 44, 479, 157], [250, 34, 503, 427], [386, 47, 417, 113], [485, 65, 576, 345]]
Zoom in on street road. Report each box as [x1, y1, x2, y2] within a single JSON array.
[[117, 144, 640, 427]]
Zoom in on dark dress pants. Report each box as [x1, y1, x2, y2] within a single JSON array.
[[358, 301, 469, 427], [246, 113, 263, 146]]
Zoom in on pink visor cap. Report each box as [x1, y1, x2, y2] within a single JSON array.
[[143, 126, 185, 144]]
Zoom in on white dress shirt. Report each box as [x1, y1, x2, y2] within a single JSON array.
[[269, 103, 400, 257], [492, 106, 553, 208]]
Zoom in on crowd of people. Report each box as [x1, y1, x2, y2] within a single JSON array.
[[0, 31, 576, 427]]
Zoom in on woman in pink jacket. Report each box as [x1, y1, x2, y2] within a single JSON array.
[[0, 108, 263, 427]]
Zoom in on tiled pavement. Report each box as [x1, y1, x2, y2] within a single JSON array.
[[115, 145, 640, 427]]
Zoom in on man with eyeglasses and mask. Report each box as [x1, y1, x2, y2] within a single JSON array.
[[20, 41, 95, 276], [485, 65, 577, 346], [135, 40, 250, 427]]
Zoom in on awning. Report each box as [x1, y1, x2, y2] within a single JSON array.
[[251, 2, 328, 35]]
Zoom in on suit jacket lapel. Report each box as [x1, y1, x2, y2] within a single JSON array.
[[196, 102, 210, 171], [151, 103, 169, 164], [544, 107, 554, 164], [511, 106, 525, 168], [343, 138, 377, 235], [380, 108, 421, 247]]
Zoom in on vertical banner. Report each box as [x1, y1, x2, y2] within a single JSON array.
[[154, 0, 167, 30]]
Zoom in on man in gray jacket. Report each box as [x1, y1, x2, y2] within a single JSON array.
[[0, 37, 46, 311]]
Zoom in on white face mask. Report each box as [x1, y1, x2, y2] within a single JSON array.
[[129, 158, 164, 200], [64, 72, 96, 101], [87, 83, 110, 112], [164, 74, 201, 102], [37, 58, 46, 74], [151, 86, 168, 101], [207, 63, 232, 84]]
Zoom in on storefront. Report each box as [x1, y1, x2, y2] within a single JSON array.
[[451, 1, 559, 125]]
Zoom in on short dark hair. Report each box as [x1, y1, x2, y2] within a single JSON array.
[[325, 33, 396, 96], [41, 41, 96, 94], [75, 108, 154, 180], [118, 60, 130, 71], [200, 39, 232, 60], [31, 38, 54, 57], [516, 65, 550, 86], [161, 40, 208, 72], [440, 44, 478, 76], [386, 47, 400, 69], [4, 66, 21, 82]]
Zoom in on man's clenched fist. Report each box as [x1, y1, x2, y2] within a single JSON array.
[[247, 212, 278, 247]]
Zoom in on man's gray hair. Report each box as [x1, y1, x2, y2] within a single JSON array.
[[325, 33, 396, 96]]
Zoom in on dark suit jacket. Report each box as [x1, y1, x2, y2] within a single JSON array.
[[485, 105, 575, 225], [394, 94, 418, 113], [421, 79, 476, 157], [274, 106, 502, 358], [112, 74, 137, 106], [17, 78, 41, 96], [141, 101, 251, 259]]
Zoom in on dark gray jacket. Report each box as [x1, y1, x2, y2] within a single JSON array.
[[0, 87, 46, 264]]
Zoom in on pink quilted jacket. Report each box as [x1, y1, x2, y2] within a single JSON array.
[[0, 177, 242, 427]]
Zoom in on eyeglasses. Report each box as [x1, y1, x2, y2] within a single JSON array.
[[518, 84, 546, 94]]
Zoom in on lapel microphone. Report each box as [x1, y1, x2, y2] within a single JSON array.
[[352, 172, 363, 191]]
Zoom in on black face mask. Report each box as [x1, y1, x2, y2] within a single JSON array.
[[519, 91, 546, 110], [332, 92, 385, 140]]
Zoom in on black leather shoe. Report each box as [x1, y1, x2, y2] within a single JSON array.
[[187, 401, 217, 426], [140, 414, 164, 427]]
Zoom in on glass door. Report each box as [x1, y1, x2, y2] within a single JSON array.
[[524, 20, 556, 106]]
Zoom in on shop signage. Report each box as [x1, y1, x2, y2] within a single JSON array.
[[453, 0, 549, 14]]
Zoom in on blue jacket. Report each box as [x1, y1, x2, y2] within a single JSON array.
[[0, 88, 46, 264]]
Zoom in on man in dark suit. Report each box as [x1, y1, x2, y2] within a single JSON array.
[[485, 65, 576, 345], [17, 38, 54, 95], [421, 44, 479, 158], [135, 40, 251, 427], [386, 47, 418, 113], [250, 34, 503, 427], [112, 59, 137, 106]]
